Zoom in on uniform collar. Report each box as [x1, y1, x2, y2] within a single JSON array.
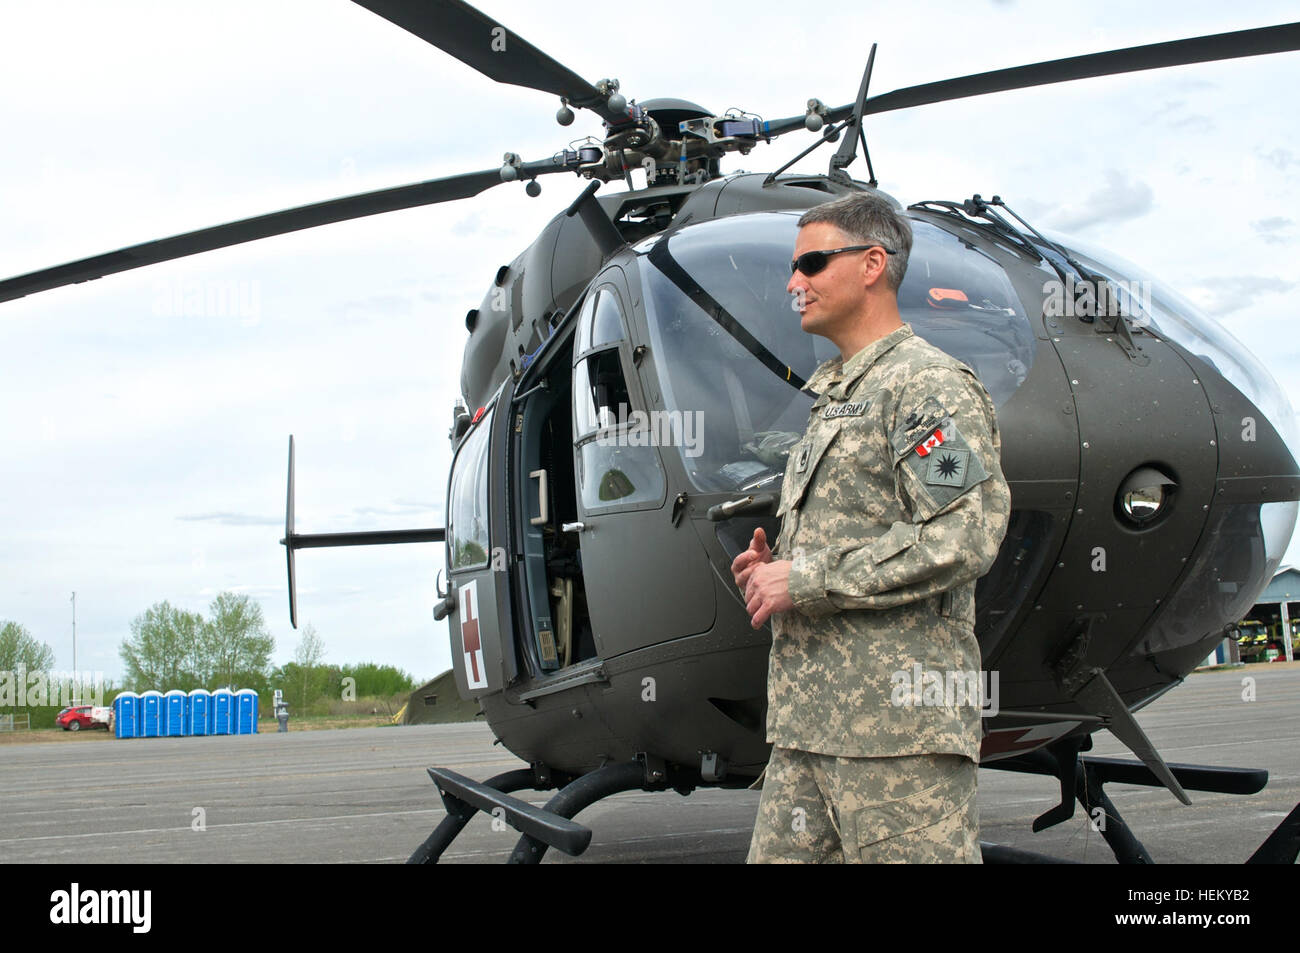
[[803, 323, 914, 399]]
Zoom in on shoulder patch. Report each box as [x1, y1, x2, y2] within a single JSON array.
[[925, 446, 970, 487], [897, 417, 990, 519], [890, 396, 948, 457]]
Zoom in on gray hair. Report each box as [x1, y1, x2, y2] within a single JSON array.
[[798, 192, 912, 291]]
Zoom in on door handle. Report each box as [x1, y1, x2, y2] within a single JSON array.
[[530, 469, 548, 526]]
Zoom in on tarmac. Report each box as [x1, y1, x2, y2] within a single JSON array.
[[0, 664, 1294, 864]]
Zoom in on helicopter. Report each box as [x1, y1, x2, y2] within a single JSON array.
[[3, 1, 1300, 864]]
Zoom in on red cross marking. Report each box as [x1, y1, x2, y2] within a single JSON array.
[[462, 588, 481, 682]]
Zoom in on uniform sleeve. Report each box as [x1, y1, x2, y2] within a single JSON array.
[[786, 364, 1011, 617]]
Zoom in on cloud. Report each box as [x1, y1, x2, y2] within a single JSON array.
[[1144, 99, 1185, 121], [336, 292, 414, 321], [451, 214, 481, 237], [1164, 113, 1213, 134], [1139, 100, 1212, 134], [1258, 148, 1297, 172], [198, 584, 285, 597], [351, 499, 441, 518], [1252, 217, 1295, 245], [1042, 171, 1154, 233], [1187, 276, 1296, 316], [178, 512, 281, 526]]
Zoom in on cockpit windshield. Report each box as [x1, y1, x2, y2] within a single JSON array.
[[637, 210, 1035, 494]]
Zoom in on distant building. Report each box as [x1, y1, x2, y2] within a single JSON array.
[[1204, 566, 1300, 666]]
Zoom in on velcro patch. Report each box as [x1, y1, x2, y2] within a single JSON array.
[[925, 447, 970, 487], [914, 424, 947, 457], [890, 396, 949, 457], [823, 399, 870, 420], [898, 418, 990, 519]]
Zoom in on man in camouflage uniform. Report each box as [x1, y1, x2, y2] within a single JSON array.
[[732, 191, 1010, 863]]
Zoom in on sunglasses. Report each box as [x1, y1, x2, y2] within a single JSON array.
[[790, 243, 897, 276]]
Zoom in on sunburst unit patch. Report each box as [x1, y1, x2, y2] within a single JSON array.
[[926, 447, 970, 487]]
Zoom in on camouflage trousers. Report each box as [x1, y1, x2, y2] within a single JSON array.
[[747, 747, 980, 863]]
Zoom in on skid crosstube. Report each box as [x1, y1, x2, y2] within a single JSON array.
[[426, 767, 591, 857], [983, 743, 1297, 864], [409, 758, 702, 863]]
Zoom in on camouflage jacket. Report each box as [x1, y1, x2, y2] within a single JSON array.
[[767, 322, 1011, 760]]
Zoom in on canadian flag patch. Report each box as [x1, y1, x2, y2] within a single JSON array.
[[915, 428, 945, 457]]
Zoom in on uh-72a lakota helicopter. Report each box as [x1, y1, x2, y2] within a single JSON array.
[[4, 2, 1300, 864]]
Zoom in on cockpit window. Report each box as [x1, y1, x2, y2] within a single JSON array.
[[576, 287, 625, 355], [638, 211, 1034, 494], [572, 288, 666, 511], [899, 220, 1035, 406], [448, 405, 493, 569]]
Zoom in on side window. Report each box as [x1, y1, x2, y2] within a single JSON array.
[[447, 404, 493, 569], [576, 287, 626, 354], [572, 287, 665, 511]]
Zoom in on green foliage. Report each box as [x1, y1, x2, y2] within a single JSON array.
[[338, 662, 417, 697], [266, 659, 416, 715], [118, 593, 274, 692], [120, 602, 206, 690], [204, 592, 274, 690], [275, 660, 331, 714], [0, 620, 55, 673]]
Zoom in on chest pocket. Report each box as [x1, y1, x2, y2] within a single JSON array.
[[775, 417, 844, 518]]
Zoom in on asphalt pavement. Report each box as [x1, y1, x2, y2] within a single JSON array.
[[0, 665, 1294, 864]]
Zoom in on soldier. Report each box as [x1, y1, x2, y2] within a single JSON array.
[[733, 191, 1010, 863]]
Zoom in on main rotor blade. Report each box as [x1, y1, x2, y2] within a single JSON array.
[[353, 0, 625, 123], [0, 158, 568, 304], [863, 21, 1300, 116], [764, 22, 1300, 137]]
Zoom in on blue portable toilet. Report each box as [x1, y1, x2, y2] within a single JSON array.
[[163, 690, 187, 736], [234, 689, 259, 734], [140, 690, 162, 737], [113, 691, 139, 739], [188, 689, 211, 736], [212, 688, 234, 735]]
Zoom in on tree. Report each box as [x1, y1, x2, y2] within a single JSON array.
[[340, 662, 417, 696], [203, 592, 274, 690], [0, 620, 55, 673], [293, 623, 325, 669], [289, 623, 328, 712], [120, 602, 205, 691]]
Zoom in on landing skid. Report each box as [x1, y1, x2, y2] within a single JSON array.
[[407, 757, 716, 864], [982, 739, 1300, 864], [408, 746, 1300, 863]]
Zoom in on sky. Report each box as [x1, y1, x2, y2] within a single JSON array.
[[1, 0, 1298, 685]]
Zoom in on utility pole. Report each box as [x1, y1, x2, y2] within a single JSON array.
[[71, 591, 77, 701]]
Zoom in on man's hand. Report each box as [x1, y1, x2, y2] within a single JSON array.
[[744, 559, 794, 629], [732, 528, 793, 627], [731, 527, 773, 591]]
